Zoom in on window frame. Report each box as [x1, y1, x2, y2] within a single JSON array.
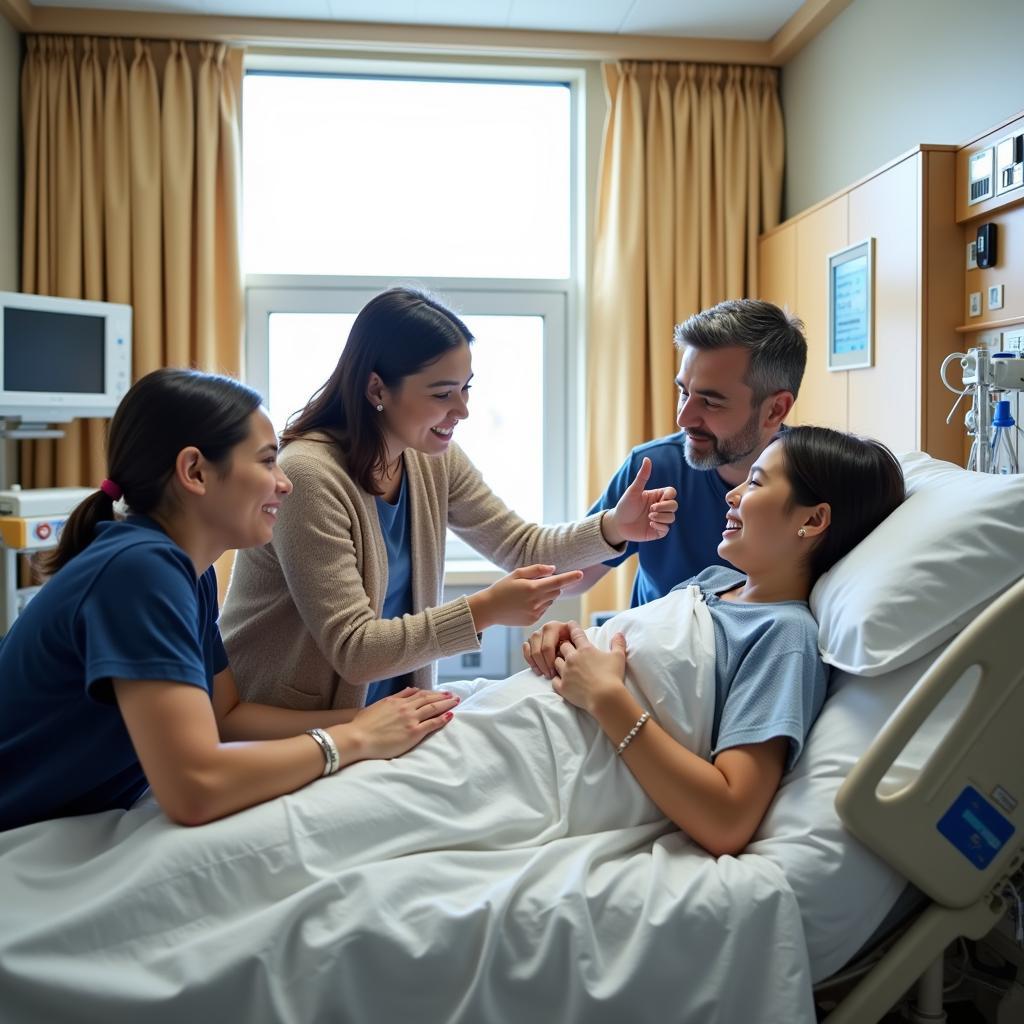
[[246, 277, 572, 540], [242, 59, 585, 571]]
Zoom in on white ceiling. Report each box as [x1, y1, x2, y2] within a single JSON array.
[[28, 0, 808, 41]]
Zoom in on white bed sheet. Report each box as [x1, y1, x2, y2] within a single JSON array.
[[0, 586, 817, 1024], [751, 641, 962, 981]]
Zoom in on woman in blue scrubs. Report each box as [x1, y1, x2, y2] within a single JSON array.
[[0, 368, 458, 832]]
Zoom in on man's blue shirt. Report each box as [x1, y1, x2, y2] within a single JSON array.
[[589, 431, 733, 606], [0, 516, 228, 831]]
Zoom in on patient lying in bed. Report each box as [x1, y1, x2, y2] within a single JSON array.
[[0, 427, 907, 1024], [280, 426, 905, 862], [272, 571, 809, 870]]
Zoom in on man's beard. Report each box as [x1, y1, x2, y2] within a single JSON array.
[[683, 408, 763, 470]]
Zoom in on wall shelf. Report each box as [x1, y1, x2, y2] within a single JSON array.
[[956, 315, 1024, 333]]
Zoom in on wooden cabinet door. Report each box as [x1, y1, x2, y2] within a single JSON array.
[[795, 197, 849, 431], [848, 153, 921, 454], [758, 224, 799, 418]]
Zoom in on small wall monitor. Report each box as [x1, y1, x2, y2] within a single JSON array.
[[827, 239, 874, 372], [0, 291, 132, 423]]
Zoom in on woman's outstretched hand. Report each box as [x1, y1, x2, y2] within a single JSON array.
[[342, 687, 459, 760], [546, 621, 628, 716], [600, 457, 678, 546], [467, 565, 584, 632]]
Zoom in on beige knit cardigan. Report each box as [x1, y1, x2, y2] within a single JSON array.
[[221, 433, 621, 710]]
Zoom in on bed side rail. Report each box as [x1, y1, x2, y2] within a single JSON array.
[[835, 575, 1024, 910]]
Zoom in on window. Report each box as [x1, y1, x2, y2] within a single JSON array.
[[243, 64, 581, 565], [243, 73, 571, 279], [248, 287, 565, 534]]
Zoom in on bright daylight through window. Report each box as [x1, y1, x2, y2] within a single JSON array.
[[243, 70, 575, 549]]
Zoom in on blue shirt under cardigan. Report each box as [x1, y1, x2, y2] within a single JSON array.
[[588, 431, 733, 607], [0, 516, 228, 832], [364, 472, 414, 705]]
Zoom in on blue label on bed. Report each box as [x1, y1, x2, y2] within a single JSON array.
[[937, 785, 1015, 870]]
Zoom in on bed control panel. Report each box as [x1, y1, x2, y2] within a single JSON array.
[[937, 785, 1015, 870]]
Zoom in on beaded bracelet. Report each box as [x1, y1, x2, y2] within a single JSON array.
[[615, 711, 651, 756]]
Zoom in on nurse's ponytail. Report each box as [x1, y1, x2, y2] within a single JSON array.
[[39, 368, 262, 575]]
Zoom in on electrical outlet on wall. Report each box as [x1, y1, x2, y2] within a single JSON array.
[[988, 284, 1005, 311], [969, 291, 983, 317]]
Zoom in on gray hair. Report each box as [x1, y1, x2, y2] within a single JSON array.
[[673, 299, 807, 404]]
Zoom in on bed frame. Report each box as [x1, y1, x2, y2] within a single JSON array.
[[822, 575, 1024, 1023]]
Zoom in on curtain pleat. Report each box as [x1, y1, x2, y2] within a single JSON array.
[[645, 62, 675, 438], [17, 34, 245, 592], [585, 59, 784, 616], [128, 40, 163, 380], [587, 62, 647, 604], [80, 39, 104, 301], [104, 41, 131, 307], [194, 43, 243, 375], [163, 40, 194, 369]]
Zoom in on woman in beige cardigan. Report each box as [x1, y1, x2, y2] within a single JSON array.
[[221, 288, 677, 712]]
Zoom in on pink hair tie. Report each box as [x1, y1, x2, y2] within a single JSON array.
[[100, 478, 123, 501]]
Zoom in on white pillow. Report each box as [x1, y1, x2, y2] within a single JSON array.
[[810, 451, 1024, 675]]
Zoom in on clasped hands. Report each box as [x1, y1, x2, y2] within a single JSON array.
[[522, 619, 628, 715]]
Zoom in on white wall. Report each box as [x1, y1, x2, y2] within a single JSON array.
[[0, 16, 19, 291], [782, 0, 1024, 217]]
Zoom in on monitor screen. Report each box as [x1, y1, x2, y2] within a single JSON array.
[[3, 307, 106, 394]]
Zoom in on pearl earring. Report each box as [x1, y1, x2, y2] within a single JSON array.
[[375, 404, 384, 412], [797, 528, 806, 538]]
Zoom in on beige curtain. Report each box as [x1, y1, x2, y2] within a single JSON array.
[[19, 35, 244, 491], [586, 60, 784, 616]]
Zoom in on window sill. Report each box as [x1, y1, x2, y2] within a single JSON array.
[[444, 559, 503, 587]]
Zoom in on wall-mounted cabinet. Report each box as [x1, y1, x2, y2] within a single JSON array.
[[958, 112, 1024, 334], [957, 113, 1024, 224], [759, 146, 963, 463]]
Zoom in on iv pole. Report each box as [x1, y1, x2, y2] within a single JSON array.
[[941, 348, 1024, 473]]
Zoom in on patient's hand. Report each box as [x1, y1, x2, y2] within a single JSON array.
[[522, 620, 573, 679], [549, 622, 628, 716]]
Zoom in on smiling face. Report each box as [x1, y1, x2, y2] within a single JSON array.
[[675, 345, 774, 473], [718, 440, 828, 579], [203, 408, 292, 550], [372, 341, 473, 459]]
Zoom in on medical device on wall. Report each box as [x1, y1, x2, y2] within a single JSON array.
[[941, 348, 1024, 473], [0, 292, 134, 633], [0, 291, 132, 425]]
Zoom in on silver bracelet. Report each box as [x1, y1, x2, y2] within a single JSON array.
[[615, 711, 651, 756], [305, 728, 341, 776]]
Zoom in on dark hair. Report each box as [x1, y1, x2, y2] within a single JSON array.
[[674, 299, 807, 404], [40, 368, 262, 575], [775, 425, 905, 582], [281, 287, 474, 495]]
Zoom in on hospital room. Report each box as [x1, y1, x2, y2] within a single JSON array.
[[1, 0, 1023, 1020]]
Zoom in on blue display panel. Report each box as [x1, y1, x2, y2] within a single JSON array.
[[937, 785, 1015, 870]]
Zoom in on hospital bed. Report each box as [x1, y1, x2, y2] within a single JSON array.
[[0, 452, 1022, 1023], [823, 571, 1024, 1023]]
